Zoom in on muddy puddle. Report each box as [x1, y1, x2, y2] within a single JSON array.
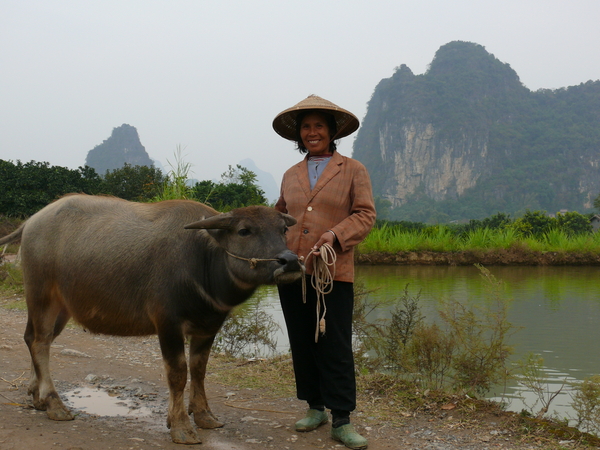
[[64, 386, 154, 417]]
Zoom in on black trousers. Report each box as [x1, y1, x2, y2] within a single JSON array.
[[278, 277, 356, 412]]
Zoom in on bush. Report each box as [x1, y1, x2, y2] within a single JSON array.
[[466, 212, 513, 233], [352, 281, 388, 372], [384, 286, 425, 372], [212, 290, 279, 358], [0, 160, 103, 216], [102, 164, 165, 201], [0, 262, 24, 297], [354, 266, 515, 396], [0, 216, 23, 239], [556, 211, 592, 236], [510, 210, 554, 237], [404, 323, 454, 390], [572, 375, 600, 435], [515, 352, 567, 419], [192, 165, 267, 211]]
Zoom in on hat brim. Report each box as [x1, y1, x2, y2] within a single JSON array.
[[272, 95, 359, 142]]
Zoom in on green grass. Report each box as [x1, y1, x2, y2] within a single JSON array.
[[2, 298, 26, 311], [359, 225, 600, 255], [459, 227, 492, 249], [0, 262, 24, 299]]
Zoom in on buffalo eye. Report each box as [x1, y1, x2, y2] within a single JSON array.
[[238, 228, 251, 237]]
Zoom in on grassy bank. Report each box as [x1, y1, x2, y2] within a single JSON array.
[[358, 226, 600, 257]]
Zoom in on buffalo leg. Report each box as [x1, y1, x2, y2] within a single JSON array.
[[24, 298, 73, 421], [157, 324, 201, 444], [188, 335, 223, 428]]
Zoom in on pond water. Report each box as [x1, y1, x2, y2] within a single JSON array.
[[253, 265, 600, 422]]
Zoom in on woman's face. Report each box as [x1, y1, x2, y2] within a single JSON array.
[[300, 113, 332, 156]]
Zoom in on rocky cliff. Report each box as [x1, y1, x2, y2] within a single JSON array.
[[85, 124, 154, 175], [353, 41, 600, 222]]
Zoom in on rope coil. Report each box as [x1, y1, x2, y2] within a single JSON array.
[[225, 243, 337, 344], [302, 243, 336, 343]]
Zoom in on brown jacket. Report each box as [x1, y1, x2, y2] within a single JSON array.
[[275, 151, 376, 282]]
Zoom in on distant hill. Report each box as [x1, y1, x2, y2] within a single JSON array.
[[353, 41, 600, 222], [86, 124, 154, 175], [238, 158, 279, 203]]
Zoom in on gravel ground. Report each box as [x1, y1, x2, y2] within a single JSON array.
[[0, 294, 596, 450]]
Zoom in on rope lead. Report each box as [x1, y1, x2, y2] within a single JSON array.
[[302, 243, 336, 343], [225, 251, 279, 269]]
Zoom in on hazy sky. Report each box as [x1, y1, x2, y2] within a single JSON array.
[[2, 0, 599, 188]]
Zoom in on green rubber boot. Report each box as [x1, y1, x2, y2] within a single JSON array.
[[331, 423, 368, 449], [295, 409, 328, 432]]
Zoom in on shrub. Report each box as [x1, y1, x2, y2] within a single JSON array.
[[572, 375, 600, 435], [404, 323, 454, 390], [352, 281, 388, 372], [0, 160, 102, 217], [510, 210, 554, 237], [515, 352, 567, 419], [0, 216, 23, 237], [0, 262, 24, 297], [355, 266, 515, 397], [383, 286, 425, 375], [154, 147, 195, 201], [102, 164, 165, 201], [438, 266, 515, 395], [556, 211, 593, 236], [212, 290, 279, 358]]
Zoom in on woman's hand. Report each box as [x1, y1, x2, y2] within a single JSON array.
[[312, 230, 336, 256]]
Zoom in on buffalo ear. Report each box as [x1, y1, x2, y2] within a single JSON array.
[[281, 213, 297, 227], [184, 212, 234, 230]]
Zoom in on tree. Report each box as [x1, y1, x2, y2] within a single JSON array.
[[192, 165, 267, 211], [374, 196, 392, 220], [555, 211, 592, 235], [0, 160, 103, 217], [220, 164, 259, 186], [510, 210, 554, 237], [102, 164, 165, 201]]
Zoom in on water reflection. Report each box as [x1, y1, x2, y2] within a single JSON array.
[[258, 265, 600, 420]]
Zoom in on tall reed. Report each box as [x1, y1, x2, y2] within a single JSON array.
[[420, 225, 458, 252], [460, 227, 492, 249], [154, 146, 194, 201], [360, 223, 600, 255], [360, 225, 423, 253]]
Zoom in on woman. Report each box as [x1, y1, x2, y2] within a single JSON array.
[[273, 95, 376, 450]]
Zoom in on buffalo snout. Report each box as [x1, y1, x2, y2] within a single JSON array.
[[273, 250, 303, 284]]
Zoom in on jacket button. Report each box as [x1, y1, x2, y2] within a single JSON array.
[[307, 206, 313, 211], [303, 229, 309, 234]]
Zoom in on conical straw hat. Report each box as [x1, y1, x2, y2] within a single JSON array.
[[272, 95, 359, 141]]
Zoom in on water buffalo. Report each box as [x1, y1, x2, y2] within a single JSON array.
[[0, 194, 302, 444]]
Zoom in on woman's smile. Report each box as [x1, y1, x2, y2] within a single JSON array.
[[300, 113, 332, 155]]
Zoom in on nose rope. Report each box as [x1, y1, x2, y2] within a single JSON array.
[[225, 251, 280, 269], [302, 243, 336, 343]]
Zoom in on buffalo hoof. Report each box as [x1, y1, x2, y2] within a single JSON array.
[[31, 398, 47, 411], [45, 396, 74, 421], [28, 387, 44, 410], [193, 410, 224, 429], [170, 427, 201, 445]]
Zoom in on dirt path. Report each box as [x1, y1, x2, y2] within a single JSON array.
[[0, 301, 592, 450]]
